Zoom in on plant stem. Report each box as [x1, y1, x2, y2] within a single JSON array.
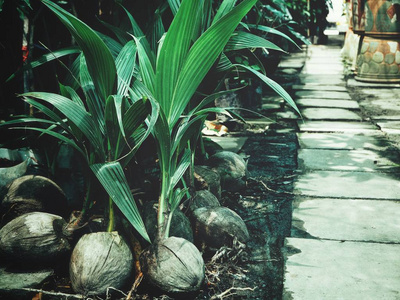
[[107, 196, 115, 232]]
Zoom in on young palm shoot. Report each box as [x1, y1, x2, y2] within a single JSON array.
[[129, 0, 263, 293]]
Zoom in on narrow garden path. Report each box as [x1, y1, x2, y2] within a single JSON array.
[[282, 41, 400, 299]]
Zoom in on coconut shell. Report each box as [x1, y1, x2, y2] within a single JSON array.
[[1, 175, 68, 225], [140, 237, 205, 293], [143, 202, 193, 242], [193, 165, 221, 199], [70, 231, 133, 296], [192, 206, 249, 248], [189, 190, 220, 213], [0, 212, 70, 263], [207, 151, 247, 192]]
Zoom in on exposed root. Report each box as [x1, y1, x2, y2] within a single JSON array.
[[22, 288, 84, 299], [210, 286, 257, 299], [106, 287, 128, 299], [126, 272, 143, 300], [205, 238, 251, 296]]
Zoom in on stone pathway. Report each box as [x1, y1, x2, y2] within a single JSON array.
[[282, 43, 400, 299]]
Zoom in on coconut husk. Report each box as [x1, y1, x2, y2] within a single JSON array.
[[193, 165, 221, 199], [192, 206, 249, 248], [188, 190, 220, 213], [207, 151, 247, 192], [0, 212, 71, 263], [1, 175, 68, 225], [140, 237, 204, 293], [143, 202, 193, 242], [70, 231, 133, 296]]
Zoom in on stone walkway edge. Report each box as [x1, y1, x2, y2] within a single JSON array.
[[282, 43, 400, 300]]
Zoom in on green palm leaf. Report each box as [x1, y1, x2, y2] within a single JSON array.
[[155, 0, 201, 120], [212, 0, 237, 25], [22, 92, 105, 158], [41, 0, 116, 101], [236, 64, 300, 115], [115, 40, 138, 96], [10, 126, 85, 157], [134, 37, 156, 95], [91, 162, 150, 243], [6, 47, 80, 82], [247, 24, 301, 49], [170, 0, 257, 126], [119, 4, 156, 68], [225, 31, 285, 52]]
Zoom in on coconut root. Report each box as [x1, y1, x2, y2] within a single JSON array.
[[22, 288, 85, 299], [210, 286, 256, 299]]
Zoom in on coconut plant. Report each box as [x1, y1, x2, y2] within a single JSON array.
[[1, 0, 160, 295], [0, 212, 71, 264], [2, 0, 301, 296], [116, 0, 300, 293], [0, 175, 68, 225], [2, 0, 158, 240], [192, 206, 249, 248], [70, 231, 134, 296], [208, 151, 248, 192]]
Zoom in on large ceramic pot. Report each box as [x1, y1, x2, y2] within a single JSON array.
[[355, 0, 400, 82], [355, 35, 400, 82]]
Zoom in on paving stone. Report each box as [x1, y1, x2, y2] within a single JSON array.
[[299, 75, 345, 85], [278, 59, 305, 69], [261, 103, 281, 110], [372, 115, 400, 121], [348, 78, 400, 88], [295, 170, 400, 199], [302, 65, 344, 75], [298, 149, 400, 172], [359, 89, 400, 99], [0, 267, 54, 297], [283, 238, 400, 300], [293, 85, 347, 92], [292, 198, 400, 243], [276, 110, 301, 120], [297, 133, 392, 151], [207, 136, 248, 153], [359, 99, 400, 118], [298, 121, 378, 133], [295, 90, 351, 100], [302, 108, 362, 121], [377, 121, 400, 135], [296, 98, 359, 109], [245, 118, 275, 126]]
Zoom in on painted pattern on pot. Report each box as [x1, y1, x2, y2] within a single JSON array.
[[356, 35, 400, 82], [353, 0, 367, 33], [365, 0, 400, 35]]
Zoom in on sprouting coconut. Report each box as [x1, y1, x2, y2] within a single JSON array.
[[192, 206, 249, 248], [189, 190, 220, 213], [194, 165, 221, 199], [140, 236, 205, 293], [69, 231, 133, 296], [0, 175, 68, 225], [0, 212, 71, 263], [143, 202, 194, 242], [207, 151, 247, 192]]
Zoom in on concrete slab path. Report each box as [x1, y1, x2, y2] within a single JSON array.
[[283, 42, 400, 299]]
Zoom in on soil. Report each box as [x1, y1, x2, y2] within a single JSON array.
[[197, 121, 298, 300]]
